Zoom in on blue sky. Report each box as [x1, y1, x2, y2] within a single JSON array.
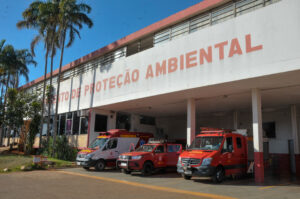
[[0, 0, 202, 86]]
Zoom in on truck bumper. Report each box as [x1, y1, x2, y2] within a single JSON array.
[[177, 164, 216, 177], [117, 160, 141, 171], [76, 158, 96, 167]]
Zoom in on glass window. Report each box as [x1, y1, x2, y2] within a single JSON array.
[[80, 116, 89, 134], [154, 145, 165, 153], [190, 136, 223, 150], [116, 112, 131, 130], [236, 137, 242, 148], [136, 145, 156, 152], [167, 145, 181, 152], [263, 122, 276, 138], [72, 112, 80, 135], [223, 137, 233, 152], [104, 138, 117, 150], [59, 114, 66, 135], [140, 115, 156, 125], [94, 114, 108, 132]]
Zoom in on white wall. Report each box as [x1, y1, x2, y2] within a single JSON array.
[[154, 108, 295, 154], [88, 109, 116, 145], [44, 0, 300, 114]]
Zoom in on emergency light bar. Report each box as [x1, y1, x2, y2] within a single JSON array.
[[148, 138, 166, 144]]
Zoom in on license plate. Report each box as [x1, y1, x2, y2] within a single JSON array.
[[120, 162, 127, 167], [76, 162, 81, 166]]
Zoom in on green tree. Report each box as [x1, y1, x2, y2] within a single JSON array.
[[5, 88, 26, 147], [17, 1, 57, 147], [52, 0, 93, 151]]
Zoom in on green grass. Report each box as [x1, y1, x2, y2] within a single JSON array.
[[0, 154, 32, 172], [0, 154, 75, 173]]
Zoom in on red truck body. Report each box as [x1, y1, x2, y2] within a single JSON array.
[[177, 128, 248, 182], [117, 141, 182, 175]]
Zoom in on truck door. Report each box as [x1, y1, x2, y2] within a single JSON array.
[[234, 136, 247, 173], [102, 138, 118, 161], [166, 144, 182, 166], [153, 145, 167, 168], [220, 136, 235, 175]]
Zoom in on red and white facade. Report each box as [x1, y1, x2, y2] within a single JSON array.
[[6, 0, 300, 182]]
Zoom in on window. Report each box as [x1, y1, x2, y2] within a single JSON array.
[[80, 116, 89, 134], [104, 138, 118, 150], [263, 122, 276, 138], [72, 112, 80, 135], [66, 113, 73, 135], [167, 145, 181, 152], [59, 114, 66, 135], [116, 112, 131, 130], [94, 114, 108, 132], [236, 137, 242, 148], [155, 145, 165, 153], [140, 115, 155, 126], [223, 137, 233, 152]]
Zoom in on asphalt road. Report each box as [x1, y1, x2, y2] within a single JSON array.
[[1, 168, 300, 199], [0, 170, 214, 199]]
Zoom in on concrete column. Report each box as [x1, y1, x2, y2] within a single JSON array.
[[187, 98, 196, 146], [233, 111, 239, 130], [251, 88, 264, 183], [291, 105, 300, 177]]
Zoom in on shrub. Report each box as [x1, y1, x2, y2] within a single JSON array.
[[40, 136, 77, 161]]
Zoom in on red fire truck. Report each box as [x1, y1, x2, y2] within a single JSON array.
[[177, 128, 250, 183], [117, 140, 182, 176], [76, 129, 153, 171]]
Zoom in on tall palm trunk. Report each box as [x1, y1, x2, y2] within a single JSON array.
[[46, 40, 55, 143], [0, 81, 4, 146], [5, 73, 10, 146], [53, 30, 66, 154], [39, 50, 49, 148]]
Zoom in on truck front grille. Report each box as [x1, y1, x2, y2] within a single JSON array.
[[181, 158, 201, 165]]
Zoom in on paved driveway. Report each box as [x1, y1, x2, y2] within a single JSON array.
[[0, 168, 299, 199]]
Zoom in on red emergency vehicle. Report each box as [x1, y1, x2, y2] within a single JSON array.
[[177, 128, 249, 183], [117, 140, 182, 176], [76, 129, 153, 171]]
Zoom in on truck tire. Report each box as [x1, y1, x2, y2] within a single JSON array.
[[95, 160, 106, 171], [121, 169, 131, 174], [142, 162, 153, 176], [212, 166, 225, 183], [181, 174, 192, 180]]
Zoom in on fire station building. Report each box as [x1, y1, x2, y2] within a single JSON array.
[[6, 0, 300, 182]]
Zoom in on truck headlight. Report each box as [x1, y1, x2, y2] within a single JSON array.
[[178, 156, 181, 163], [201, 158, 212, 166], [86, 153, 94, 159], [131, 156, 142, 160]]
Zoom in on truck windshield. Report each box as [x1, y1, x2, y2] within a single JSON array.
[[89, 138, 108, 149], [189, 136, 223, 150], [136, 145, 156, 152]]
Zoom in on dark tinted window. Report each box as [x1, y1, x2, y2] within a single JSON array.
[[155, 145, 165, 153], [73, 112, 80, 135], [223, 137, 233, 152], [94, 114, 107, 132], [236, 137, 242, 148], [263, 122, 276, 138]]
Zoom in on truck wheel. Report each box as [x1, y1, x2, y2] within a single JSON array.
[[121, 169, 131, 174], [181, 174, 192, 180], [212, 166, 225, 183], [142, 162, 153, 176], [83, 167, 90, 170], [95, 160, 106, 171]]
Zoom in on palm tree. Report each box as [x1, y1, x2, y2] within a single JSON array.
[[52, 0, 93, 150], [0, 42, 36, 146], [17, 1, 56, 147]]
